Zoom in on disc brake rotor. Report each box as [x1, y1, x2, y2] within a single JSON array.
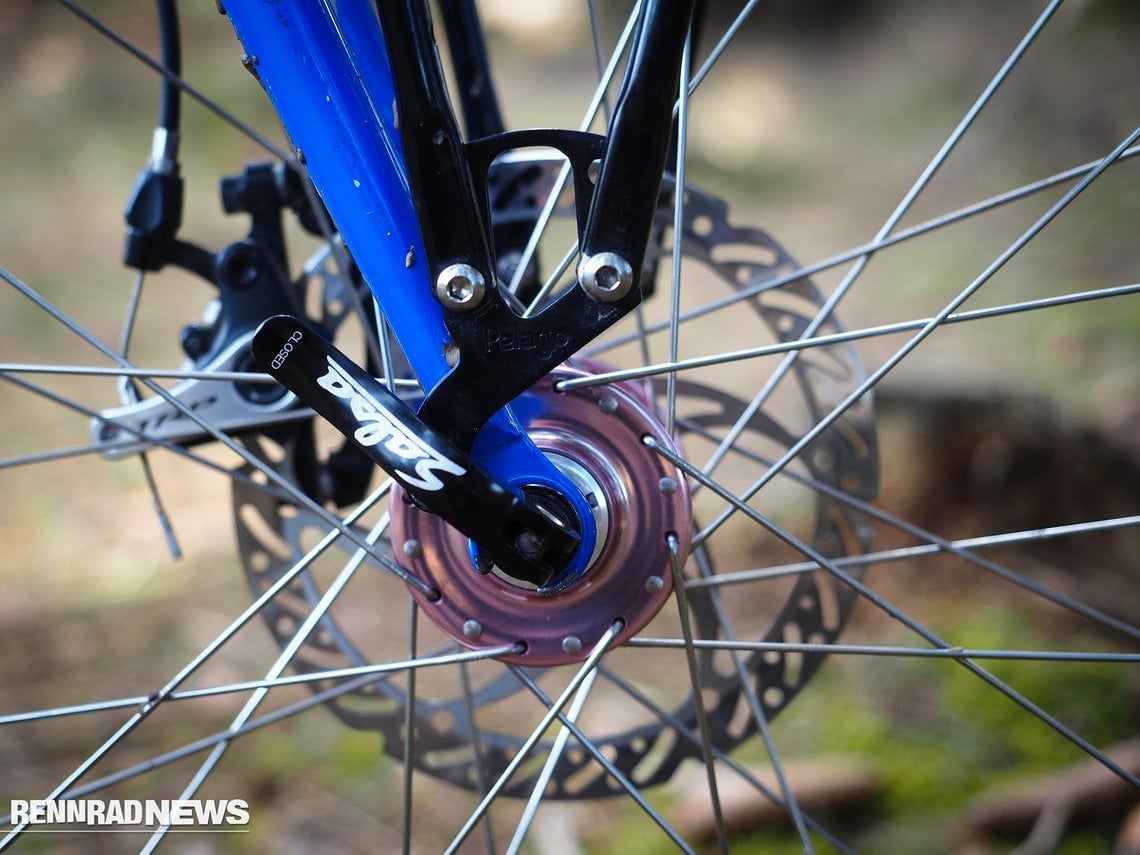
[[232, 169, 878, 798]]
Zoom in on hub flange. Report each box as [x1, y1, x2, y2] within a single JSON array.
[[390, 365, 692, 666]]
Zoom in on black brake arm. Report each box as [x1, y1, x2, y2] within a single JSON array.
[[377, 0, 696, 449]]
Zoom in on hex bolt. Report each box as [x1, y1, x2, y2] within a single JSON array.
[[562, 636, 582, 655], [435, 263, 486, 311], [402, 539, 423, 559], [658, 476, 679, 495], [644, 575, 665, 594], [463, 620, 483, 640], [578, 252, 634, 302], [515, 530, 546, 558]]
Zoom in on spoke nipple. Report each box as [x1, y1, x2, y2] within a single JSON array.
[[561, 636, 582, 654], [402, 539, 423, 559], [644, 575, 665, 594], [463, 620, 483, 640], [658, 476, 678, 495], [599, 395, 619, 415]]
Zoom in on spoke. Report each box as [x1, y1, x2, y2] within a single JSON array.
[[632, 302, 655, 372], [507, 666, 698, 855], [377, 312, 399, 396], [0, 363, 414, 387], [586, 0, 613, 125], [55, 0, 291, 162], [685, 539, 817, 853], [694, 126, 1140, 547], [0, 645, 518, 727], [648, 436, 1140, 787], [0, 646, 523, 728], [457, 658, 498, 854], [2, 363, 274, 383], [118, 269, 146, 358], [667, 536, 730, 855], [521, 240, 578, 318], [0, 440, 131, 470], [682, 0, 762, 107], [137, 451, 182, 560], [627, 639, 1140, 663], [401, 598, 418, 855], [114, 276, 185, 561], [505, 666, 600, 855], [444, 621, 623, 855], [504, 0, 643, 297], [693, 514, 1140, 598], [665, 37, 693, 435], [561, 282, 1140, 389]]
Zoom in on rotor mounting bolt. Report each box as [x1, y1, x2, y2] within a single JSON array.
[[435, 263, 486, 311], [402, 539, 423, 559], [561, 636, 582, 654], [463, 620, 483, 640], [644, 575, 665, 594], [578, 252, 634, 302], [658, 476, 679, 495], [599, 395, 619, 414]]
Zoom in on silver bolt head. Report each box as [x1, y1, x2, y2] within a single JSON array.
[[463, 620, 483, 639], [562, 636, 582, 654], [578, 252, 634, 302], [644, 575, 665, 594], [435, 263, 486, 311], [402, 539, 423, 559]]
